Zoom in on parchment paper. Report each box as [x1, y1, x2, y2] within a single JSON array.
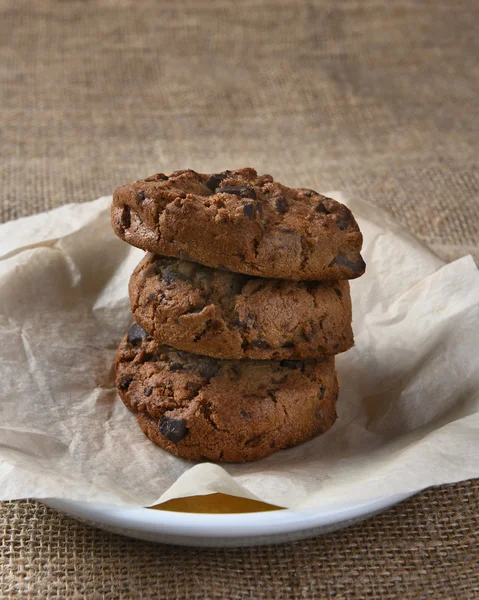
[[1, 194, 478, 509]]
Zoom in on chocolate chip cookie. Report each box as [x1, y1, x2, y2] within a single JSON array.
[[129, 253, 354, 360], [112, 168, 365, 280], [116, 324, 339, 462]]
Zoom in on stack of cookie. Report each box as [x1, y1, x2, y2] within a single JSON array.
[[112, 169, 365, 462]]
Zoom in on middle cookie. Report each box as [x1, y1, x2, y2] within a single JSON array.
[[129, 253, 354, 360]]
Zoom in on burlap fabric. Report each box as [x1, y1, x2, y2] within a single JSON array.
[[1, 0, 478, 597]]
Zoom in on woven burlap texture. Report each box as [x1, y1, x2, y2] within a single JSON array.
[[1, 0, 478, 598]]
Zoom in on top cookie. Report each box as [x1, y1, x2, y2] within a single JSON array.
[[112, 168, 365, 280]]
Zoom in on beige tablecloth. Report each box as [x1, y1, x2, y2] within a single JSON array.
[[1, 1, 478, 597]]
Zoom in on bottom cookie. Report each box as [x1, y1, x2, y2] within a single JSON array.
[[116, 324, 339, 462]]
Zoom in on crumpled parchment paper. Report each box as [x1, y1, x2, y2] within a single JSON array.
[[1, 194, 478, 509]]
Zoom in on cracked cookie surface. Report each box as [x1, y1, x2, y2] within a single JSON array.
[[112, 168, 365, 280], [130, 253, 354, 359], [116, 324, 339, 462]]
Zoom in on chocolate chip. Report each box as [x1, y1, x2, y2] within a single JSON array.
[[334, 287, 342, 298], [145, 173, 168, 182], [159, 293, 166, 303], [185, 307, 204, 314], [315, 200, 329, 214], [210, 320, 222, 331], [270, 439, 276, 448], [144, 387, 153, 397], [205, 172, 228, 190], [148, 292, 157, 301], [314, 409, 322, 419], [282, 341, 295, 348], [169, 362, 183, 372], [127, 323, 148, 346], [199, 360, 220, 379], [161, 266, 177, 284], [177, 351, 189, 360], [304, 189, 319, 198], [319, 385, 326, 400], [240, 410, 252, 420], [252, 338, 270, 349], [243, 202, 255, 219], [193, 324, 209, 342], [118, 375, 133, 390], [144, 354, 158, 363], [136, 191, 146, 202], [219, 185, 257, 200], [235, 319, 248, 329], [335, 209, 354, 230], [153, 260, 163, 275], [245, 435, 262, 447], [159, 417, 188, 443], [275, 196, 288, 214], [280, 360, 305, 372], [330, 253, 366, 275], [120, 205, 131, 229]]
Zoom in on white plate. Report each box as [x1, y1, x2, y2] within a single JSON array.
[[43, 492, 415, 547]]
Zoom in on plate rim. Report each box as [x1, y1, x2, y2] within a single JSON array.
[[42, 490, 418, 539]]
